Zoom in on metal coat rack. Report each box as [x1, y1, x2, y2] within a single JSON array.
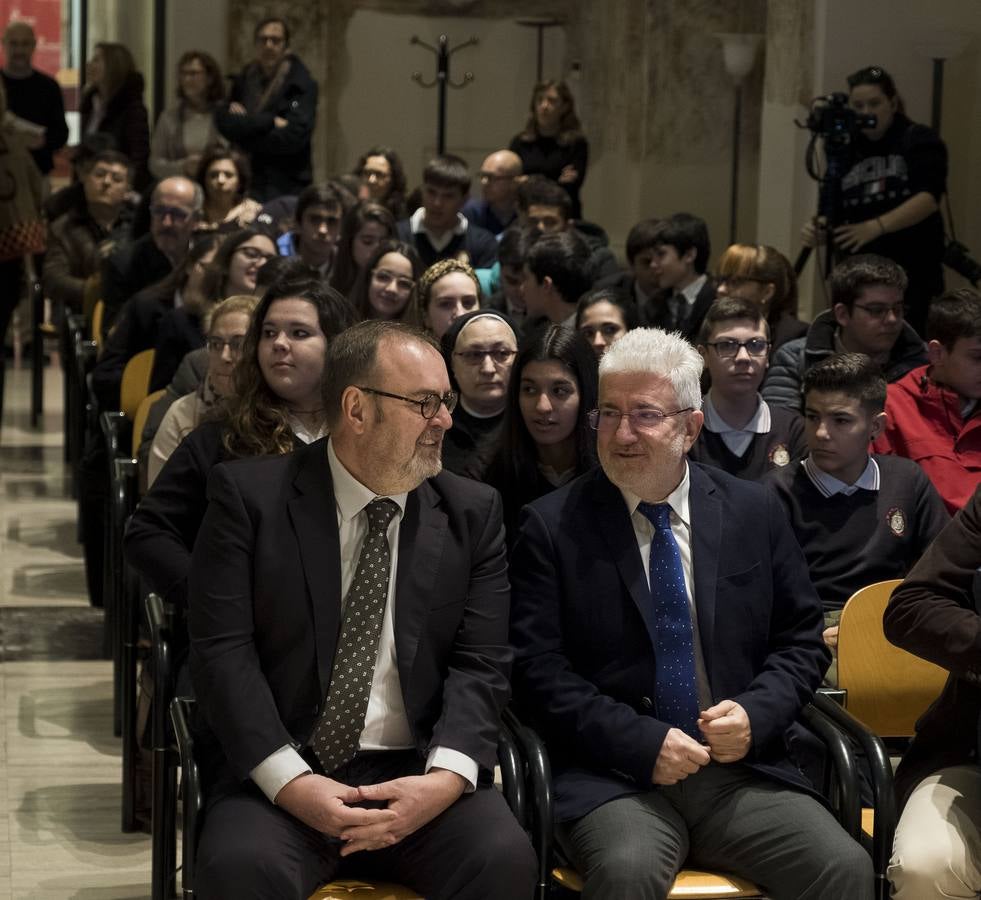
[[410, 34, 478, 155]]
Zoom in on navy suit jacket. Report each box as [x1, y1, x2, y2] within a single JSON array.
[[509, 462, 830, 821]]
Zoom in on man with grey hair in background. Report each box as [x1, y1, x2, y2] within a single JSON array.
[[509, 327, 873, 898]]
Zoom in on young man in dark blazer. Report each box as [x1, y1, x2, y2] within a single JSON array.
[[509, 327, 873, 899], [188, 321, 535, 899]]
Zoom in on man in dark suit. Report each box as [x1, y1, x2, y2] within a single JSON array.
[[188, 320, 536, 900], [884, 486, 981, 898], [509, 327, 873, 899]]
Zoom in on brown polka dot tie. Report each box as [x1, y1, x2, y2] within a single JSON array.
[[310, 498, 399, 774]]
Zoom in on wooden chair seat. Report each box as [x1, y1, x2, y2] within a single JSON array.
[[553, 865, 762, 897], [308, 881, 422, 899], [862, 807, 874, 838]]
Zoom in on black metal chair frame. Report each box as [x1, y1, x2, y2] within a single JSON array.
[[169, 697, 528, 900], [505, 700, 893, 900]]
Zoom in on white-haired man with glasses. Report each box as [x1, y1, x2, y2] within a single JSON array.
[[509, 326, 873, 899], [188, 319, 536, 900]]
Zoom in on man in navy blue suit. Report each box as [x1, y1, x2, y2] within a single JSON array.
[[509, 327, 873, 899]]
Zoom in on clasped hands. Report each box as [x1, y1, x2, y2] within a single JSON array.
[[276, 768, 466, 855], [801, 216, 882, 253], [652, 699, 751, 785]]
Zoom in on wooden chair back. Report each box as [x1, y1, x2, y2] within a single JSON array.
[[132, 389, 166, 457], [837, 579, 948, 737], [119, 349, 155, 420], [90, 299, 105, 353]]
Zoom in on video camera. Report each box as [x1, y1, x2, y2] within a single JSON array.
[[801, 93, 876, 146]]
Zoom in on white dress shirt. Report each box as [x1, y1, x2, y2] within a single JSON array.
[[702, 393, 771, 458], [409, 206, 468, 252], [618, 464, 713, 711], [251, 439, 478, 802]]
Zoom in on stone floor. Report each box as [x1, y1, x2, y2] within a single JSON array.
[[1, 363, 152, 899]]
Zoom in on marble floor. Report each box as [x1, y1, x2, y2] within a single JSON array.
[[1, 363, 153, 899]]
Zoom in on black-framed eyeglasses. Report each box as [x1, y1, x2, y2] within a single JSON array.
[[235, 246, 277, 262], [852, 302, 904, 321], [453, 348, 516, 366], [704, 338, 770, 359], [587, 407, 694, 432], [206, 336, 245, 353], [149, 204, 192, 224], [357, 386, 458, 420]]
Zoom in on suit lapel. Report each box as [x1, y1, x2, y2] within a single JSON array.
[[688, 464, 720, 684], [393, 479, 447, 695], [287, 443, 343, 698], [590, 471, 659, 651]]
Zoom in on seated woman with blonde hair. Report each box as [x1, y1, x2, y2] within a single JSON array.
[[147, 294, 257, 486]]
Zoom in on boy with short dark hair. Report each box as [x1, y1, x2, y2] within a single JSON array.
[[643, 212, 716, 340], [766, 352, 949, 666], [396, 153, 497, 269], [521, 229, 592, 326], [690, 296, 806, 479], [874, 288, 981, 513]]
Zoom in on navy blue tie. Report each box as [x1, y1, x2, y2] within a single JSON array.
[[638, 502, 700, 738]]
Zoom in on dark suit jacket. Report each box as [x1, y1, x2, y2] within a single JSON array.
[[509, 463, 830, 822], [187, 438, 512, 789], [643, 277, 717, 342], [884, 486, 981, 808]]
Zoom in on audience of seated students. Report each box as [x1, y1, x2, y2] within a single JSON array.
[[348, 240, 422, 322], [1, 22, 68, 182], [595, 217, 661, 319], [193, 146, 262, 232], [516, 175, 618, 282], [482, 226, 530, 322], [440, 310, 519, 479], [396, 154, 498, 269], [883, 485, 981, 900], [412, 258, 482, 340], [462, 149, 523, 236], [329, 201, 397, 297], [101, 174, 202, 331], [485, 324, 598, 542], [214, 17, 316, 201], [148, 294, 257, 486], [576, 286, 639, 359], [507, 326, 873, 900], [521, 229, 593, 327], [690, 296, 806, 480], [763, 254, 926, 411], [149, 227, 277, 392], [510, 79, 588, 219], [352, 145, 408, 219], [873, 287, 981, 513], [714, 243, 808, 351], [276, 182, 344, 276], [125, 265, 358, 614], [43, 149, 132, 313], [766, 353, 949, 681], [80, 42, 151, 189], [639, 212, 717, 341], [149, 50, 227, 181]]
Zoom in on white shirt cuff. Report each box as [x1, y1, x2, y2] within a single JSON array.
[[250, 745, 311, 804], [426, 746, 479, 793]]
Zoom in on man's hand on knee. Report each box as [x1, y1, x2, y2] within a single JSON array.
[[338, 770, 467, 855], [275, 773, 397, 838], [652, 728, 711, 785], [697, 700, 752, 763]]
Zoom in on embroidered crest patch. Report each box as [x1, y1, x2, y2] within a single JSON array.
[[887, 507, 906, 537]]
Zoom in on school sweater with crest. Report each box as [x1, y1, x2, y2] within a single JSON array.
[[764, 454, 949, 613], [688, 401, 806, 481]]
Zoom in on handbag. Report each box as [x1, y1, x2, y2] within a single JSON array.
[[0, 218, 45, 262]]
